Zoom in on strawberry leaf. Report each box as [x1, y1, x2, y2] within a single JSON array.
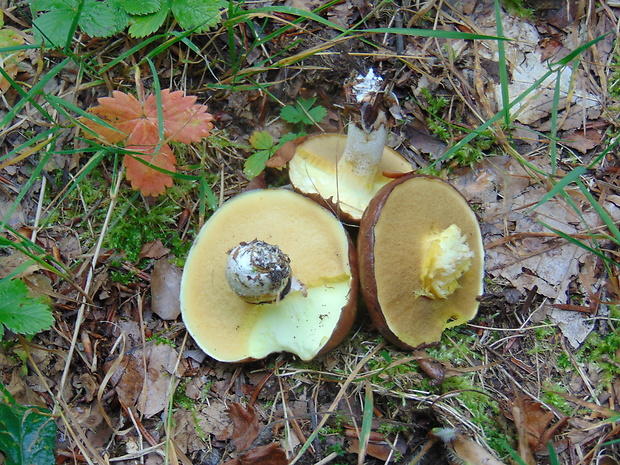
[[171, 0, 223, 32], [124, 126, 176, 197], [145, 90, 214, 143], [32, 0, 119, 46], [249, 131, 274, 151], [307, 105, 327, 125], [32, 8, 74, 47], [79, 0, 120, 38], [0, 279, 53, 337], [0, 383, 57, 465], [83, 91, 143, 143], [128, 1, 171, 38], [122, 0, 162, 15], [243, 150, 271, 179], [281, 98, 327, 126], [280, 104, 303, 124]]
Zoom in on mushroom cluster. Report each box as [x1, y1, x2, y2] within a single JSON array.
[[180, 71, 484, 362]]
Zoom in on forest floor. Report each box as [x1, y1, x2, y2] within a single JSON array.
[[1, 0, 620, 464]]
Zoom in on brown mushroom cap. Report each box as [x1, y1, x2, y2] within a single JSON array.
[[288, 134, 412, 223], [358, 174, 484, 350], [180, 189, 357, 362]]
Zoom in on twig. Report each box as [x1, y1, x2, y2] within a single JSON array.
[[58, 165, 124, 401]]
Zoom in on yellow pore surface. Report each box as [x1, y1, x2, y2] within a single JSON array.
[[289, 134, 411, 219], [181, 189, 352, 362], [373, 177, 484, 348]]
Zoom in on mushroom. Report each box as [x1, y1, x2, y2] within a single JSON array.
[[288, 133, 411, 223], [288, 70, 412, 223], [358, 173, 484, 350], [180, 189, 357, 362]]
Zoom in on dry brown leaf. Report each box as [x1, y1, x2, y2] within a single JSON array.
[[506, 395, 568, 457], [107, 343, 180, 417], [433, 429, 506, 465], [228, 402, 260, 451], [562, 129, 602, 154], [139, 239, 170, 260], [223, 443, 288, 465], [173, 404, 232, 454], [265, 136, 308, 168], [346, 433, 407, 461], [450, 435, 507, 465], [150, 258, 182, 320]]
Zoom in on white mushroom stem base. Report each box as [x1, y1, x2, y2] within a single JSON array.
[[420, 224, 474, 300], [226, 239, 306, 304]]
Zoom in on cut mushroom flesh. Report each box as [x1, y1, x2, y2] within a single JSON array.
[[358, 174, 484, 350], [180, 189, 357, 362]]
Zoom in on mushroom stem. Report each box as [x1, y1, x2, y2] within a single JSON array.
[[337, 115, 388, 190], [226, 239, 306, 304]]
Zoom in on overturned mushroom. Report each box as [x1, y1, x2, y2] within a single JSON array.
[[288, 70, 412, 223], [180, 189, 357, 362], [358, 173, 484, 350]]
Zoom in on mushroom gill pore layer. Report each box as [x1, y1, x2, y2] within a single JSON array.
[[288, 134, 412, 222], [180, 189, 357, 362], [358, 174, 484, 350]]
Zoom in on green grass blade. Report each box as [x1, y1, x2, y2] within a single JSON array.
[[548, 442, 560, 465], [536, 220, 616, 266], [99, 34, 168, 73], [224, 6, 347, 33], [41, 150, 107, 227], [357, 27, 505, 41], [494, 0, 510, 128], [531, 165, 587, 210], [359, 380, 374, 465], [548, 69, 563, 175], [430, 33, 606, 168], [499, 440, 528, 465], [44, 95, 126, 139], [0, 128, 59, 165], [0, 149, 56, 231], [575, 179, 620, 243], [146, 57, 166, 149], [553, 33, 610, 67], [0, 228, 67, 276], [0, 57, 71, 128]]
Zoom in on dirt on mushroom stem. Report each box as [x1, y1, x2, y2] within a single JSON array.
[[225, 239, 307, 304]]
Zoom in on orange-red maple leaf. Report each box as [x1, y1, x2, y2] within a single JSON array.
[[82, 89, 214, 196], [124, 125, 177, 197]]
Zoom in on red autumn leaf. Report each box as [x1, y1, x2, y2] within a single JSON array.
[[143, 90, 214, 144], [82, 89, 214, 196], [123, 124, 177, 197], [227, 402, 260, 452]]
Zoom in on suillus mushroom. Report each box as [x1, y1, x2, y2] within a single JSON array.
[[288, 70, 412, 223], [180, 189, 357, 362], [358, 173, 484, 350], [288, 133, 412, 223]]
